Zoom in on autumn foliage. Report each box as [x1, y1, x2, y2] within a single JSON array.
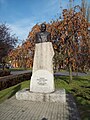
[[9, 6, 90, 73]]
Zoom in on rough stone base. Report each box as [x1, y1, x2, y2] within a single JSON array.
[[16, 89, 66, 103]]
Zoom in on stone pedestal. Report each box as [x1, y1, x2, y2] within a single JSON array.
[[16, 89, 66, 103], [30, 42, 55, 93], [30, 70, 54, 93], [16, 42, 66, 103], [32, 42, 54, 74]]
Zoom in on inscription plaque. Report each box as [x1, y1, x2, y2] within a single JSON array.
[[30, 70, 55, 93], [37, 77, 47, 85]]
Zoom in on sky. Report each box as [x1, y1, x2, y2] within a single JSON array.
[[0, 0, 90, 44]]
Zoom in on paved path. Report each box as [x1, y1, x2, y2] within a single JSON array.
[[11, 70, 89, 76], [11, 70, 31, 75], [0, 94, 80, 120], [54, 71, 89, 77]]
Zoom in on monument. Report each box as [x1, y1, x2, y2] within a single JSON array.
[[16, 23, 66, 103], [30, 23, 55, 93]]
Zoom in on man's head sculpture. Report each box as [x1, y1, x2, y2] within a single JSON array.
[[41, 23, 46, 32], [35, 23, 51, 43]]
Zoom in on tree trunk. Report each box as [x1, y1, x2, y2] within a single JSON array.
[[2, 64, 5, 70], [69, 63, 72, 83], [76, 64, 79, 76]]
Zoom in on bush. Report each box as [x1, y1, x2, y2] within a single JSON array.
[[0, 72, 32, 90], [0, 70, 11, 77]]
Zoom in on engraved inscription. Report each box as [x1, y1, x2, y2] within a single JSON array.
[[37, 77, 47, 85]]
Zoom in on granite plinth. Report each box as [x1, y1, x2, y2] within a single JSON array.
[[30, 42, 55, 93], [30, 70, 55, 93], [32, 42, 54, 74], [16, 89, 66, 103]]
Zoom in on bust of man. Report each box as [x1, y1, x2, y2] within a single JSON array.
[[36, 23, 51, 43]]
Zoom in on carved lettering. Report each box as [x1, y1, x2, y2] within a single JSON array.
[[37, 77, 47, 85]]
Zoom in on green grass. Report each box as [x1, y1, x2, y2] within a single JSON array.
[[0, 75, 90, 119], [10, 68, 26, 71], [10, 68, 32, 71], [55, 75, 90, 120], [0, 80, 30, 103]]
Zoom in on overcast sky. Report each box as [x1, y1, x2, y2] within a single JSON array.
[[0, 0, 90, 44]]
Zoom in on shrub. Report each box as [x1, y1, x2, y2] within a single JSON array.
[[0, 72, 32, 90], [0, 70, 11, 77]]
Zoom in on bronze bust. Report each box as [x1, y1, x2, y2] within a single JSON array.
[[36, 23, 51, 43]]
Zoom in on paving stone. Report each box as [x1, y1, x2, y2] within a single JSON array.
[[0, 95, 80, 120]]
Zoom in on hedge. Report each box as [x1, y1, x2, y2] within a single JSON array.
[[0, 70, 11, 77], [0, 72, 32, 91]]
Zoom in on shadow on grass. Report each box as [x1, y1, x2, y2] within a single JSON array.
[[54, 75, 70, 84], [66, 94, 81, 120], [73, 75, 89, 80], [8, 84, 21, 99], [75, 97, 90, 120], [55, 75, 90, 84]]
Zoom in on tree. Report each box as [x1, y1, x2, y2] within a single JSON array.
[[81, 0, 87, 17], [8, 4, 89, 84], [0, 24, 17, 64]]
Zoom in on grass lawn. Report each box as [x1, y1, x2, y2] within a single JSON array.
[[55, 75, 90, 120], [0, 75, 90, 120], [10, 68, 32, 71], [0, 80, 30, 103]]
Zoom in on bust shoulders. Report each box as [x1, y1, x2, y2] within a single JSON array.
[[36, 31, 50, 36], [36, 31, 51, 43], [35, 23, 51, 43]]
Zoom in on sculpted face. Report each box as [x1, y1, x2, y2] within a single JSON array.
[[36, 23, 51, 43], [41, 23, 46, 32]]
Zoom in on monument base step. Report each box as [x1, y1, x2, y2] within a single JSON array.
[[16, 88, 66, 103]]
